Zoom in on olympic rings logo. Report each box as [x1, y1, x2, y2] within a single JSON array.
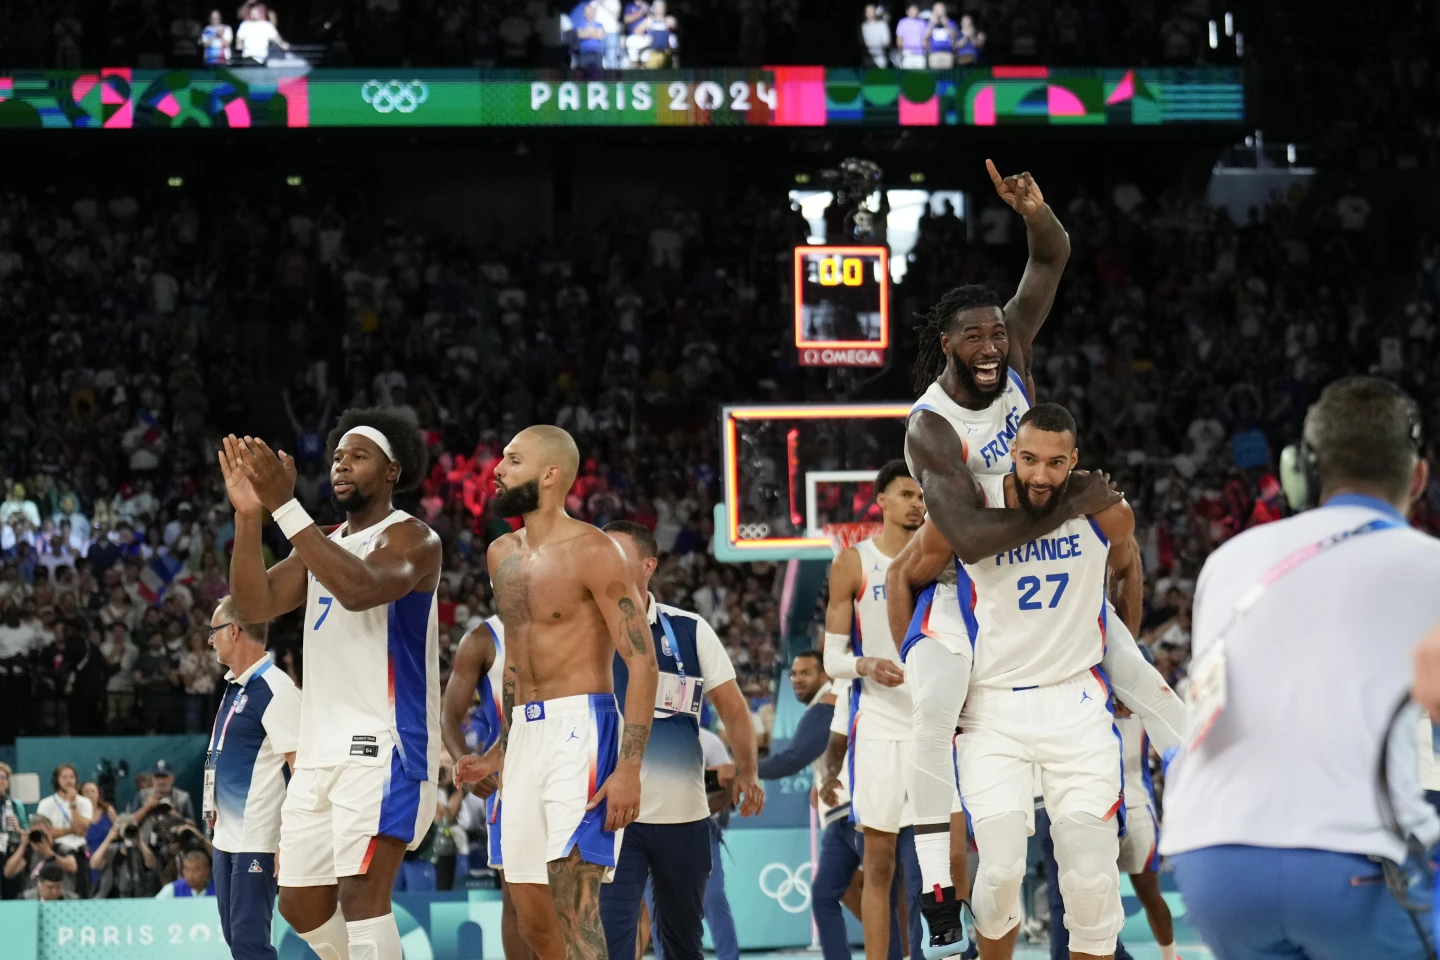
[[361, 80, 430, 114], [736, 523, 771, 541], [759, 861, 813, 913]]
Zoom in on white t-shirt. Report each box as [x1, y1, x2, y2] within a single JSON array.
[[633, 597, 737, 824], [0, 623, 41, 659], [236, 19, 280, 61], [35, 793, 95, 854], [1160, 495, 1440, 863]]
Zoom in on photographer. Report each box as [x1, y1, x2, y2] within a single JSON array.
[[90, 813, 159, 898], [3, 816, 79, 899], [128, 759, 196, 841]]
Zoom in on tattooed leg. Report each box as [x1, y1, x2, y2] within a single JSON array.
[[549, 848, 610, 960], [509, 881, 567, 960]]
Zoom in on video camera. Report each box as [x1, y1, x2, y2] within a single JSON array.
[[815, 158, 884, 242]]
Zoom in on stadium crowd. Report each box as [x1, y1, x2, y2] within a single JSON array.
[[0, 147, 1436, 901]]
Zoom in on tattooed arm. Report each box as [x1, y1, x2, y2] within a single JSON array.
[[580, 531, 658, 832]]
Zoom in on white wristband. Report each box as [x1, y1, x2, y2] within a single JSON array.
[[271, 498, 316, 540]]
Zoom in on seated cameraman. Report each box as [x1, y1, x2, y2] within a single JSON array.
[[148, 806, 213, 889], [155, 849, 215, 899], [3, 816, 79, 898], [128, 760, 196, 836], [90, 814, 159, 898], [22, 861, 79, 901]]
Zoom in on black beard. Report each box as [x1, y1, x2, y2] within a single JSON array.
[[332, 486, 373, 514], [948, 353, 1009, 409], [1017, 474, 1069, 519], [494, 478, 541, 518]]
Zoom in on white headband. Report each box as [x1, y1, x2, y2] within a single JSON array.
[[341, 426, 399, 476]]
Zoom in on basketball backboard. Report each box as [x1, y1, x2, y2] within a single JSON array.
[[714, 402, 911, 561]]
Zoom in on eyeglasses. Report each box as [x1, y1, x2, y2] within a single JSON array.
[[205, 622, 234, 639]]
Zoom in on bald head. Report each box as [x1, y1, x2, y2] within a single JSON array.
[[495, 425, 581, 518], [520, 425, 580, 486]]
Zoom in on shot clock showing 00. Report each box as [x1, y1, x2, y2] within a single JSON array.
[[793, 245, 889, 368]]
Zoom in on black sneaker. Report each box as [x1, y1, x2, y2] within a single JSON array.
[[919, 886, 971, 960]]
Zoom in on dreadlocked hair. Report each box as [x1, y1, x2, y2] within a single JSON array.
[[911, 284, 1004, 394], [325, 407, 429, 493]]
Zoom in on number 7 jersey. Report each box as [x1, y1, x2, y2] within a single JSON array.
[[959, 474, 1112, 690], [298, 509, 441, 782]]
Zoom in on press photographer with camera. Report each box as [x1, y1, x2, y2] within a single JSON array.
[[128, 759, 197, 838], [90, 812, 159, 898], [3, 815, 79, 899]]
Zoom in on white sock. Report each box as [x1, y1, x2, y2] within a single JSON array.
[[1159, 943, 1178, 960], [347, 914, 403, 960], [298, 907, 351, 960], [914, 830, 954, 895]]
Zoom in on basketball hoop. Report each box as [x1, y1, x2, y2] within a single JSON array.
[[822, 521, 883, 556]]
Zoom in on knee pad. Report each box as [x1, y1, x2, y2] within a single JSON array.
[[1051, 813, 1124, 955], [968, 811, 1027, 939]]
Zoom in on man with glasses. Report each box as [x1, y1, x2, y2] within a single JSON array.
[[206, 597, 300, 960]]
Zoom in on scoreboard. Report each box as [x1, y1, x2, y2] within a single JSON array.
[[793, 246, 889, 368]]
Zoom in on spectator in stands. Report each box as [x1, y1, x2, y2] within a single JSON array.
[[0, 485, 40, 529], [0, 603, 39, 741], [156, 849, 215, 898], [170, 5, 203, 66], [0, 764, 27, 867], [177, 627, 220, 733], [861, 5, 891, 68], [202, 9, 234, 64], [893, 4, 927, 68], [925, 2, 956, 67], [235, 3, 288, 64], [572, 3, 607, 72], [81, 780, 116, 888], [21, 862, 76, 901], [133, 630, 179, 734], [637, 0, 677, 68], [3, 816, 78, 899], [90, 813, 159, 898], [955, 13, 984, 64], [65, 623, 110, 736]]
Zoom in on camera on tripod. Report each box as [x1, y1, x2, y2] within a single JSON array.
[[815, 158, 884, 242]]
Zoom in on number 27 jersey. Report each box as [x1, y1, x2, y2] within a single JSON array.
[[959, 474, 1112, 690]]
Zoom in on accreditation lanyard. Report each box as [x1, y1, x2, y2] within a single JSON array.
[[658, 612, 686, 684], [208, 658, 272, 761], [655, 611, 703, 717], [1186, 515, 1403, 751]]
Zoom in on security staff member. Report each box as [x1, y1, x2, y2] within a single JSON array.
[[1162, 376, 1440, 960], [207, 598, 300, 960], [598, 521, 765, 960]]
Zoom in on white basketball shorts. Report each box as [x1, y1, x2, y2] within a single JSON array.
[[279, 747, 437, 887], [955, 667, 1125, 830], [1117, 804, 1160, 874], [849, 719, 915, 834], [500, 693, 623, 885]]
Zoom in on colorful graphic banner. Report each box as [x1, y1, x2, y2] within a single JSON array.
[[0, 66, 1243, 129]]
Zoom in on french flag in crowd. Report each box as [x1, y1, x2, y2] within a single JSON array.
[[138, 555, 192, 605]]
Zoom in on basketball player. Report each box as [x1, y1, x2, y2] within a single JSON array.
[[218, 409, 441, 960], [1113, 704, 1177, 960], [901, 164, 1182, 955], [456, 425, 658, 960], [910, 403, 1130, 960], [442, 616, 534, 960], [822, 460, 927, 960]]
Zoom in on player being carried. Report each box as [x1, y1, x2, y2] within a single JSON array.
[[457, 425, 658, 960], [219, 409, 442, 960], [898, 160, 1117, 954]]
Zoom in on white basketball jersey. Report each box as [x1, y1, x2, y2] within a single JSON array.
[[1115, 714, 1155, 811], [905, 369, 1032, 480], [298, 510, 441, 782], [851, 538, 910, 739], [960, 474, 1110, 690]]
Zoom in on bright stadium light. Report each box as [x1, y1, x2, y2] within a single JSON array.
[[1287, 143, 1297, 164], [1225, 13, 1234, 36], [1209, 21, 1219, 49], [1236, 32, 1244, 56], [167, 177, 183, 188], [286, 175, 303, 187]]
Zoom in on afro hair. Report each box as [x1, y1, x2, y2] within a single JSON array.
[[325, 407, 429, 493]]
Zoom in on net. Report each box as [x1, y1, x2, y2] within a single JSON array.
[[823, 521, 884, 556]]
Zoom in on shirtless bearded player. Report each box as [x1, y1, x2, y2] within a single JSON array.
[[457, 425, 659, 960]]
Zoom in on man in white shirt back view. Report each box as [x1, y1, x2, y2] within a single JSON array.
[[1161, 376, 1440, 960], [235, 6, 288, 64]]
